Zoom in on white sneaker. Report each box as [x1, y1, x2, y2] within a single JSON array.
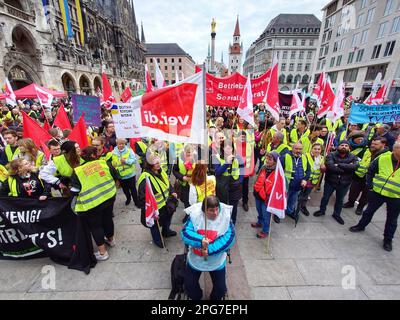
[[105, 238, 116, 247], [94, 251, 109, 261]]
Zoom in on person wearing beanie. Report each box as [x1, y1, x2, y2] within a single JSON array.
[[39, 140, 83, 194], [314, 140, 359, 225], [252, 152, 278, 238]]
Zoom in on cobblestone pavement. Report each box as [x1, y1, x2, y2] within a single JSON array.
[[1, 185, 400, 300]]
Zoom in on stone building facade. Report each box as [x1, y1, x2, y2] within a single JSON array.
[[0, 0, 145, 98]]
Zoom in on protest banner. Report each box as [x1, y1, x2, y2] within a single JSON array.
[[349, 103, 400, 124], [206, 69, 270, 107], [71, 94, 101, 126], [0, 197, 95, 274]]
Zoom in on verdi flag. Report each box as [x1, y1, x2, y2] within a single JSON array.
[[121, 86, 133, 103], [34, 84, 53, 109], [5, 78, 16, 107], [145, 177, 159, 227], [237, 76, 255, 126], [263, 56, 280, 121], [267, 158, 286, 219]]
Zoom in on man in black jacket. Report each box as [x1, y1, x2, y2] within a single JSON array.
[[314, 140, 359, 225]]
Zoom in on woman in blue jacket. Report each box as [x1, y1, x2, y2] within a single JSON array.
[[181, 196, 236, 300]]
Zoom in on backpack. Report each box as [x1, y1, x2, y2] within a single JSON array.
[[168, 253, 187, 300]]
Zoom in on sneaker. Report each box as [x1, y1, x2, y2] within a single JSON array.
[[105, 238, 116, 247], [251, 222, 262, 228], [256, 231, 269, 239], [94, 251, 109, 261], [383, 239, 393, 252], [332, 214, 345, 225], [343, 202, 354, 209], [313, 210, 325, 217]]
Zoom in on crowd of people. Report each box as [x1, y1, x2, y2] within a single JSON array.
[[1, 96, 400, 299]]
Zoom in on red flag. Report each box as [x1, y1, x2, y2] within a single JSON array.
[[289, 93, 303, 119], [5, 78, 16, 107], [145, 176, 159, 227], [317, 78, 335, 119], [120, 87, 133, 103], [263, 56, 280, 121], [365, 83, 388, 105], [40, 140, 51, 161], [237, 76, 255, 126], [53, 106, 72, 130], [43, 120, 51, 132], [69, 115, 89, 148], [267, 158, 286, 219], [312, 72, 325, 106], [22, 112, 52, 147], [195, 65, 202, 74], [34, 85, 53, 109], [102, 72, 115, 109], [145, 64, 154, 93]]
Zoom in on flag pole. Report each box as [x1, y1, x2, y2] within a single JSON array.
[[156, 219, 166, 249], [266, 212, 273, 255], [202, 63, 208, 261]]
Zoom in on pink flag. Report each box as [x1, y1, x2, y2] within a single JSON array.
[[34, 85, 53, 109], [267, 158, 286, 219], [145, 64, 154, 93], [263, 56, 280, 121], [154, 58, 166, 89], [5, 78, 16, 107], [237, 76, 255, 126], [145, 176, 159, 227]]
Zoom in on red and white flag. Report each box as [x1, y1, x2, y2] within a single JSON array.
[[96, 87, 104, 103], [364, 73, 382, 105], [365, 82, 389, 105], [267, 158, 286, 219], [145, 176, 159, 227], [120, 87, 133, 103], [145, 64, 154, 93], [102, 72, 116, 109], [111, 72, 205, 144], [312, 72, 325, 106], [289, 92, 303, 119], [34, 85, 53, 109], [325, 131, 336, 156], [237, 76, 255, 126], [5, 78, 16, 107], [317, 77, 335, 119], [154, 58, 166, 89], [263, 56, 280, 121], [327, 81, 345, 123]]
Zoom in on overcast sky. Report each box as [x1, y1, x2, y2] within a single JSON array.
[[135, 0, 329, 65]]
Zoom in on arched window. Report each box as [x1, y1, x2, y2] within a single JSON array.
[[279, 74, 286, 84], [302, 75, 310, 84], [294, 74, 302, 84], [286, 74, 293, 84], [5, 0, 24, 10]]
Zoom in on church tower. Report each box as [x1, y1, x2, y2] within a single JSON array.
[[229, 16, 243, 74]]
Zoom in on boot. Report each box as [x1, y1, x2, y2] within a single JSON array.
[[383, 239, 393, 252]]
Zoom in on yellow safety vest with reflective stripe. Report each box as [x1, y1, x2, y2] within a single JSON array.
[[300, 136, 324, 154], [136, 141, 148, 165], [5, 145, 20, 163], [306, 153, 324, 185], [351, 147, 365, 157], [100, 152, 113, 162], [284, 153, 308, 182], [356, 150, 390, 178], [195, 176, 217, 203], [53, 155, 83, 177], [112, 148, 135, 178], [178, 159, 195, 187], [289, 129, 310, 146], [215, 154, 240, 180], [137, 170, 170, 209], [7, 176, 44, 197], [0, 165, 8, 183], [74, 160, 117, 212], [372, 153, 400, 199], [270, 128, 288, 145]]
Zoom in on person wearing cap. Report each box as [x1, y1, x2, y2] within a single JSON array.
[[39, 140, 83, 194], [314, 140, 359, 224], [252, 152, 278, 238], [348, 131, 368, 157], [373, 124, 396, 151], [350, 142, 400, 252], [344, 136, 390, 215]]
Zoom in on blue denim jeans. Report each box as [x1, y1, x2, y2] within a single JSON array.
[[320, 182, 350, 217], [287, 190, 300, 216], [255, 198, 271, 233]]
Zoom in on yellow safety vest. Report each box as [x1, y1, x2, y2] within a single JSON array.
[[74, 160, 117, 212], [7, 175, 44, 197], [0, 111, 12, 121], [178, 159, 195, 186], [306, 153, 324, 185], [5, 145, 20, 163], [112, 148, 135, 178], [266, 143, 289, 155], [136, 141, 148, 164], [195, 176, 216, 202], [0, 164, 8, 183], [300, 136, 325, 154], [270, 128, 288, 145], [174, 143, 185, 159], [215, 154, 240, 180], [137, 170, 170, 209], [100, 152, 113, 162], [35, 152, 45, 168], [351, 147, 365, 157], [284, 153, 308, 182], [289, 129, 310, 146], [372, 153, 400, 199], [53, 155, 83, 177]]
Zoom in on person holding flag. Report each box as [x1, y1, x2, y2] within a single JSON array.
[[137, 153, 178, 248]]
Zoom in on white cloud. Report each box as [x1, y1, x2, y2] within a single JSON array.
[[135, 0, 328, 65]]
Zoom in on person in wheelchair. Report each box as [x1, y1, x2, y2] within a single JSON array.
[[180, 196, 236, 300]]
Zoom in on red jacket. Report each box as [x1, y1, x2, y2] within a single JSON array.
[[253, 168, 275, 202]]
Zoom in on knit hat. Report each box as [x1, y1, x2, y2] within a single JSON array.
[[266, 151, 279, 163], [338, 140, 350, 146], [61, 141, 77, 153]]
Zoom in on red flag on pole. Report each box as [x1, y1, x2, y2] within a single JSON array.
[[312, 72, 325, 106], [40, 140, 51, 161], [317, 78, 335, 119], [102, 72, 115, 109], [267, 158, 286, 219], [22, 112, 52, 147], [145, 64, 154, 93], [43, 120, 51, 132], [237, 76, 255, 126], [53, 106, 72, 130], [263, 56, 280, 121], [69, 115, 89, 148], [145, 176, 159, 227], [195, 65, 202, 74], [120, 87, 133, 103]]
